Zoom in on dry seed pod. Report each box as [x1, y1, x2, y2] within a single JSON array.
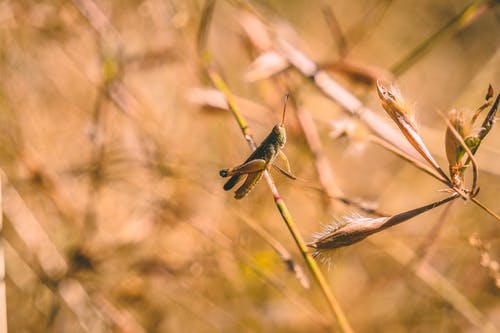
[[376, 82, 416, 129], [376, 81, 450, 183], [310, 195, 458, 253]]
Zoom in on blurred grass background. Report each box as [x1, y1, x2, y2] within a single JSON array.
[[0, 0, 499, 332]]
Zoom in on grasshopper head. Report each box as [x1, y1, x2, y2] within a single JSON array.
[[272, 123, 286, 147], [271, 93, 289, 148]]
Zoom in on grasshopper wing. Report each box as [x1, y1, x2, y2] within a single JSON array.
[[223, 174, 244, 191], [234, 171, 264, 199]]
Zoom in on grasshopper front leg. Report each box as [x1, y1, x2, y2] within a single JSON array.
[[273, 151, 296, 180]]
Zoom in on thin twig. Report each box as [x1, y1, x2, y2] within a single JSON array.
[[320, 4, 347, 58], [471, 197, 500, 222], [410, 200, 455, 266], [368, 134, 449, 186], [197, 0, 216, 54], [288, 94, 343, 210], [233, 210, 310, 289], [186, 217, 331, 331]]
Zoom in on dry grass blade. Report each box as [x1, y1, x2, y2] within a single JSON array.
[[320, 4, 347, 57], [320, 59, 394, 86], [470, 197, 500, 222], [185, 216, 331, 330], [289, 95, 343, 210], [197, 0, 216, 54], [73, 0, 109, 32], [57, 279, 110, 332], [2, 178, 68, 279], [368, 134, 449, 186], [234, 210, 310, 289], [93, 296, 147, 333], [410, 199, 455, 265]]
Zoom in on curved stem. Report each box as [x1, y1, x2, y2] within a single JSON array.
[[206, 66, 354, 333]]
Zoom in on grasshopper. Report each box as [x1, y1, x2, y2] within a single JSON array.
[[220, 94, 296, 199]]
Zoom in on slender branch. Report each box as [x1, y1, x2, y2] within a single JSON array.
[[206, 66, 354, 333], [410, 200, 455, 266], [233, 210, 310, 289], [288, 95, 343, 210], [197, 0, 216, 55], [368, 134, 449, 186], [471, 198, 500, 222], [186, 216, 331, 330]]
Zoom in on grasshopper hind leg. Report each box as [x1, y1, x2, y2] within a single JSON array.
[[234, 172, 264, 199], [223, 174, 244, 191]]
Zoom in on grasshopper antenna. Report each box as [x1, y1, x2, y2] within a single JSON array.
[[281, 93, 289, 125]]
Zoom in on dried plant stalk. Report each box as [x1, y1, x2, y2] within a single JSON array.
[[368, 134, 449, 186], [234, 210, 310, 289]]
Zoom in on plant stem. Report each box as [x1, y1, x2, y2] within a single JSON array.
[[206, 66, 354, 333], [471, 198, 500, 222]]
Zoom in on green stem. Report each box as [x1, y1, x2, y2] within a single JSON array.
[[274, 196, 353, 333], [206, 66, 354, 333]]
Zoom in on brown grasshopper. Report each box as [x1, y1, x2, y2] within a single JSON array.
[[220, 94, 296, 199]]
